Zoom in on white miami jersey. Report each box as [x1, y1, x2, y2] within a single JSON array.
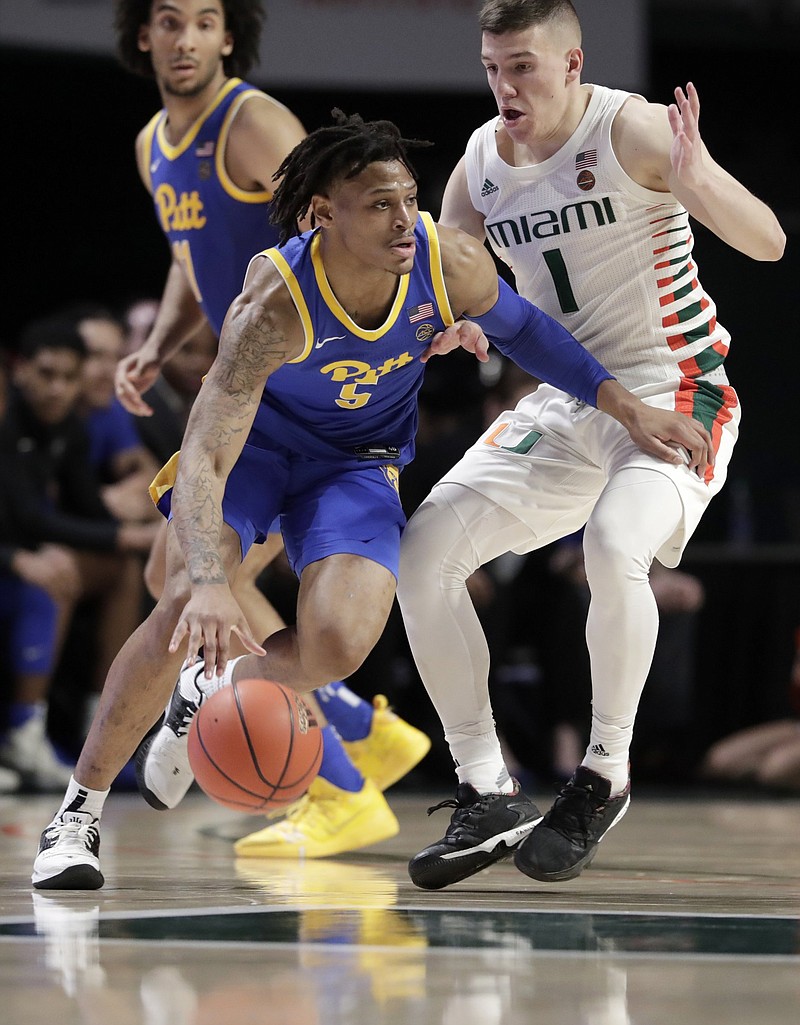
[[465, 85, 731, 394]]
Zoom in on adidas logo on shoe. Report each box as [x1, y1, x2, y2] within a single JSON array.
[[480, 178, 499, 197]]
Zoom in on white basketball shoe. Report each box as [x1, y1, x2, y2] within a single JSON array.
[[134, 662, 208, 810]]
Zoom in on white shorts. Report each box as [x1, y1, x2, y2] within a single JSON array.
[[437, 379, 740, 568]]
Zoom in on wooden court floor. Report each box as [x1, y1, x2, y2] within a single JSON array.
[[1, 787, 798, 1025]]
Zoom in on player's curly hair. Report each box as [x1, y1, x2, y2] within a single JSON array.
[[270, 109, 433, 244], [114, 0, 264, 80]]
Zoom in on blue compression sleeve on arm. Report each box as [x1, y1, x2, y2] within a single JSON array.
[[465, 279, 614, 406]]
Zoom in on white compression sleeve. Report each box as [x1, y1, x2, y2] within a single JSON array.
[[397, 483, 535, 790], [582, 467, 684, 789]]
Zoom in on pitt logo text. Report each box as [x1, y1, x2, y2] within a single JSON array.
[[155, 184, 207, 232], [322, 354, 415, 409]]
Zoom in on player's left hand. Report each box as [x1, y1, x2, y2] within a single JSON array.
[[169, 583, 266, 678], [420, 320, 490, 363], [626, 405, 715, 477], [668, 82, 705, 188]]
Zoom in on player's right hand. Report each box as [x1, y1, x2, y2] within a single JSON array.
[[420, 319, 490, 364], [114, 347, 161, 416], [169, 584, 267, 678]]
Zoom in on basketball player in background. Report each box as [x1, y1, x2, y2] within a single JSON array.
[[398, 0, 785, 891], [112, 0, 432, 861]]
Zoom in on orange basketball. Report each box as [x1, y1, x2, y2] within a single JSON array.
[[187, 678, 322, 814]]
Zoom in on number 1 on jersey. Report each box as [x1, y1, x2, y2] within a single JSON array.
[[543, 248, 579, 314]]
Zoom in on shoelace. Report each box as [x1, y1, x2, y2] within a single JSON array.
[[426, 796, 463, 816], [550, 783, 608, 835], [168, 691, 202, 737], [426, 793, 490, 821], [47, 819, 99, 848]]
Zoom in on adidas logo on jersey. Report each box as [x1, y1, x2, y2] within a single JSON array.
[[480, 178, 499, 197]]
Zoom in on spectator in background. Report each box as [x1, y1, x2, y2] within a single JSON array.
[[700, 629, 800, 791], [0, 315, 153, 789], [67, 305, 162, 740], [73, 303, 161, 525], [0, 351, 80, 793]]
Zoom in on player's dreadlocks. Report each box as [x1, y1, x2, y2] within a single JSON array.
[[270, 109, 433, 244]]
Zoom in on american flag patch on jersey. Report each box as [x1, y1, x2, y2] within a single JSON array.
[[408, 302, 435, 323], [195, 140, 215, 157], [576, 149, 597, 169]]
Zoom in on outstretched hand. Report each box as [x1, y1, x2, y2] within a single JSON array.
[[667, 82, 705, 189], [626, 404, 715, 477], [420, 320, 490, 364], [168, 583, 266, 678]]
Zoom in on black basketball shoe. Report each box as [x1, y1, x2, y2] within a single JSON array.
[[514, 766, 630, 882], [408, 781, 542, 890]]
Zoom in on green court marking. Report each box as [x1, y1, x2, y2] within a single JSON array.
[[5, 908, 800, 958]]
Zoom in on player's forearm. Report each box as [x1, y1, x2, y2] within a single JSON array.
[[171, 366, 260, 585], [148, 263, 210, 362], [171, 460, 228, 586], [675, 167, 785, 261], [594, 379, 648, 428]]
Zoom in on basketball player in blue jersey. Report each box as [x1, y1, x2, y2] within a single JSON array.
[[109, 0, 433, 861], [398, 0, 785, 891], [32, 110, 714, 889]]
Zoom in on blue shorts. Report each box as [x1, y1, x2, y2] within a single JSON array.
[[154, 442, 405, 579], [0, 572, 58, 675]]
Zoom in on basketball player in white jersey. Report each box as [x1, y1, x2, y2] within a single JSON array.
[[399, 0, 785, 890]]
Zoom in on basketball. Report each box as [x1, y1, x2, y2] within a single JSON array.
[[187, 678, 323, 814]]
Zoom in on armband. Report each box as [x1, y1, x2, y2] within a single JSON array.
[[465, 279, 614, 406]]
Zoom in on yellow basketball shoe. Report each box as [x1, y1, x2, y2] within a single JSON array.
[[342, 695, 431, 791], [233, 777, 399, 858]]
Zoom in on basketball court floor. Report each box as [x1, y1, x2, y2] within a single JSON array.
[[1, 786, 798, 1024]]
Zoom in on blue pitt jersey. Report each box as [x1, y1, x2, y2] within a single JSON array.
[[249, 211, 455, 467], [140, 78, 281, 335]]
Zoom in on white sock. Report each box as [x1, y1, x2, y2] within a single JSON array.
[[57, 776, 110, 822], [582, 715, 631, 796], [449, 731, 514, 794]]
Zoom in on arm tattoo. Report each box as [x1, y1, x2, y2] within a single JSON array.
[[172, 303, 293, 586]]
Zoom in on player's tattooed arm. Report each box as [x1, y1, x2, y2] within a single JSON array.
[[171, 261, 304, 586]]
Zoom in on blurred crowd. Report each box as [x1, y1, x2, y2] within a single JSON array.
[[1, 303, 798, 796]]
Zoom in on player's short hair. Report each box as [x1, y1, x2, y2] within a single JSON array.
[[270, 109, 433, 244], [479, 0, 580, 39], [114, 0, 264, 80]]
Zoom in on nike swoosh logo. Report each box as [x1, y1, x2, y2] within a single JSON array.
[[150, 159, 161, 174], [315, 334, 346, 349]]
